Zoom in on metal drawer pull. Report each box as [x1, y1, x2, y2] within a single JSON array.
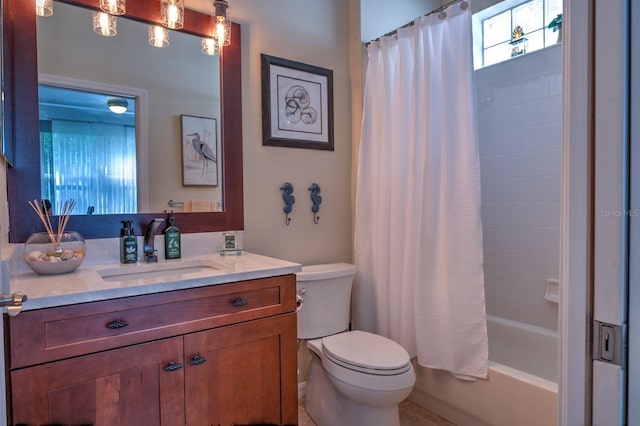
[[106, 319, 129, 329], [232, 298, 248, 307], [190, 355, 208, 366], [164, 361, 183, 372]]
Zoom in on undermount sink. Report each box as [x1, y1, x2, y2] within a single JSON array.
[[98, 259, 224, 283]]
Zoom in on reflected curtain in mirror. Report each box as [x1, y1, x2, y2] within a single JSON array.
[[40, 119, 137, 215]]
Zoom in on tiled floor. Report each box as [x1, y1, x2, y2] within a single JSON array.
[[298, 398, 455, 426]]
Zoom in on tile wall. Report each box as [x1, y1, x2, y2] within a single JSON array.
[[476, 44, 562, 331]]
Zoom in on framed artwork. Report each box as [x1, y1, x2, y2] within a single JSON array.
[[223, 232, 237, 250], [261, 54, 334, 151], [181, 115, 218, 186]]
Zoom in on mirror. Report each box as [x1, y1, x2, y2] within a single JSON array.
[[4, 0, 243, 242], [37, 2, 223, 215]]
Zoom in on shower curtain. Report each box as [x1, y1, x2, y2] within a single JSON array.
[[353, 2, 488, 379]]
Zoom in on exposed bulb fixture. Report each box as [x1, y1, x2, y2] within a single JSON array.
[[213, 0, 232, 50], [149, 25, 170, 48], [93, 12, 117, 37], [201, 37, 219, 56], [35, 0, 53, 17], [100, 0, 126, 16], [202, 0, 231, 55], [160, 0, 184, 30], [108, 98, 128, 114]]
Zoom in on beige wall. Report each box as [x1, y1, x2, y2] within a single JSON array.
[[230, 0, 355, 266]]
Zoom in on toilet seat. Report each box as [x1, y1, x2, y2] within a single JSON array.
[[322, 330, 411, 376]]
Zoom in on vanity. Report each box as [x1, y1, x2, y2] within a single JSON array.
[[0, 0, 303, 423], [4, 252, 301, 425]]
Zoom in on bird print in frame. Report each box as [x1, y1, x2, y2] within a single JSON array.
[[181, 115, 218, 186]]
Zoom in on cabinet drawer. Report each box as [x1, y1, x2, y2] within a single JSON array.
[[8, 274, 296, 369]]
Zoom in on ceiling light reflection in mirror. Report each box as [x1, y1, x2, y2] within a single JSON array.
[[36, 1, 223, 215]]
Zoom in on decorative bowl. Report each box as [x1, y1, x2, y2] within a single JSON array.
[[23, 231, 86, 275]]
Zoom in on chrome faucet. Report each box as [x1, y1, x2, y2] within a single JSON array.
[[143, 218, 165, 262]]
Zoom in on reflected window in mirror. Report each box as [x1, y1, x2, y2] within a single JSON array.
[[39, 85, 138, 215]]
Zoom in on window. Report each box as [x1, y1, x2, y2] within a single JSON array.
[[472, 0, 562, 69], [40, 120, 138, 215]]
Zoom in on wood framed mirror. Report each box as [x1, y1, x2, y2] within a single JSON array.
[[3, 0, 243, 242]]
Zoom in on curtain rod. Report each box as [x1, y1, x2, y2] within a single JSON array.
[[365, 0, 469, 46]]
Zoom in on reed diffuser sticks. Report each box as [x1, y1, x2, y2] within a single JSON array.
[[27, 199, 76, 249]]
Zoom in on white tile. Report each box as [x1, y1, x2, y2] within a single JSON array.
[[497, 82, 523, 107], [498, 153, 527, 178], [494, 295, 524, 322], [476, 87, 498, 111], [547, 72, 563, 96], [497, 250, 523, 275], [518, 150, 562, 177], [518, 123, 562, 152], [498, 176, 560, 203], [497, 226, 523, 251], [521, 228, 561, 254], [522, 275, 548, 302], [497, 272, 523, 300], [522, 97, 562, 127], [481, 178, 500, 202], [522, 75, 549, 102], [480, 156, 499, 180], [498, 202, 555, 228], [481, 201, 499, 226], [493, 104, 524, 131], [522, 300, 553, 329], [522, 251, 560, 278], [482, 224, 499, 249], [483, 248, 499, 273]]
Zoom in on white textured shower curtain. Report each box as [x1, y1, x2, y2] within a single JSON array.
[[353, 3, 488, 379]]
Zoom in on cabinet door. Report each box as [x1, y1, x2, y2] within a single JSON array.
[[184, 313, 298, 426], [11, 337, 185, 426]]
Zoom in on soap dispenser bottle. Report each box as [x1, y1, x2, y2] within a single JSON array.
[[164, 211, 181, 259], [120, 220, 138, 264]]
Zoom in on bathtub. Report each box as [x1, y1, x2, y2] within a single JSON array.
[[409, 315, 558, 426]]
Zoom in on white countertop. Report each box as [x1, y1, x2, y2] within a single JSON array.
[[6, 252, 302, 311]]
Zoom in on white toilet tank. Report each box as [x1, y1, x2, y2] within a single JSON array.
[[296, 263, 357, 339]]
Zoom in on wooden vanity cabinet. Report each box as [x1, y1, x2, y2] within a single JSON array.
[[5, 275, 298, 426]]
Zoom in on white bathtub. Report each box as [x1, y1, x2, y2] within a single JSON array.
[[409, 315, 558, 426]]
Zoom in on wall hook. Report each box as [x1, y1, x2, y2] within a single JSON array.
[[280, 182, 295, 225], [308, 183, 322, 224]]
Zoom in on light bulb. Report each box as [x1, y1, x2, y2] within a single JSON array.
[[35, 0, 53, 17], [100, 0, 125, 15], [161, 0, 184, 30], [201, 38, 218, 56], [93, 12, 117, 37], [149, 25, 169, 48]]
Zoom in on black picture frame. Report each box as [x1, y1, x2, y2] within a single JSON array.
[[261, 54, 334, 151]]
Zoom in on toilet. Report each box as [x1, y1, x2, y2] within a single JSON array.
[[296, 263, 415, 426]]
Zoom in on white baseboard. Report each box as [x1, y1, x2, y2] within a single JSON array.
[[298, 381, 307, 400]]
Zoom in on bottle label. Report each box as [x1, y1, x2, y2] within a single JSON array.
[[121, 237, 137, 263], [166, 232, 181, 259]]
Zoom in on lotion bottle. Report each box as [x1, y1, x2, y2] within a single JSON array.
[[120, 220, 138, 264], [164, 211, 181, 259]]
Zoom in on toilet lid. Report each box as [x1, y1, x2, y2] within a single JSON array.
[[322, 330, 411, 375]]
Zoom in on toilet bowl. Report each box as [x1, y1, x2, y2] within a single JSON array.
[[296, 264, 416, 426]]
